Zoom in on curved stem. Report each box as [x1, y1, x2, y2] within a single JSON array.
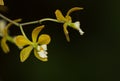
[[39, 18, 62, 23], [20, 18, 63, 26]]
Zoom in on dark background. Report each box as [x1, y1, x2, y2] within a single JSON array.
[[0, 0, 120, 81]]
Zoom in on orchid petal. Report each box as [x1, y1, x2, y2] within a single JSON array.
[[34, 49, 48, 62], [14, 35, 32, 48], [32, 25, 44, 43], [0, 0, 4, 5], [55, 9, 66, 21], [38, 34, 51, 45], [20, 45, 33, 62], [63, 23, 70, 42], [65, 15, 72, 22], [66, 7, 83, 16], [1, 37, 9, 53]]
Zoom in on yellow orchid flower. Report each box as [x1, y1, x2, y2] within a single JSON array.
[[0, 19, 22, 53], [55, 7, 84, 42], [14, 25, 51, 62]]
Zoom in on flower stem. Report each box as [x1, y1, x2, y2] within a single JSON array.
[[20, 18, 63, 26], [19, 25, 29, 39], [39, 18, 62, 23]]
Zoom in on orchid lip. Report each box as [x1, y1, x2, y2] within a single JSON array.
[[38, 51, 48, 58], [74, 21, 84, 35], [37, 44, 48, 58]]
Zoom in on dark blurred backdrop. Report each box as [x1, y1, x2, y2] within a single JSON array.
[[0, 0, 120, 81]]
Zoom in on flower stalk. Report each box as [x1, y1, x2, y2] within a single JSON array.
[[20, 18, 63, 26]]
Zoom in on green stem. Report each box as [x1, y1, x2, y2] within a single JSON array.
[[20, 18, 63, 26], [39, 18, 63, 23], [19, 25, 29, 39]]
